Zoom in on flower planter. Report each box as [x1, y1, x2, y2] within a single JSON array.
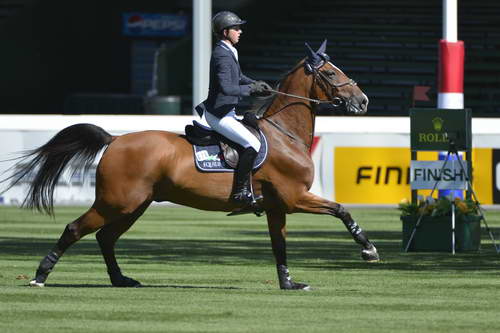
[[401, 215, 481, 252]]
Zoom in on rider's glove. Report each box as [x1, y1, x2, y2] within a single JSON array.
[[249, 81, 273, 97]]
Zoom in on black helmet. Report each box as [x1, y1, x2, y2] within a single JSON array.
[[212, 11, 246, 34]]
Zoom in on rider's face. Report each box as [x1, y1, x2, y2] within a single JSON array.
[[224, 25, 242, 45]]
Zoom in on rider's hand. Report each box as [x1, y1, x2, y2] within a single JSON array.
[[249, 81, 273, 97], [258, 81, 272, 93]]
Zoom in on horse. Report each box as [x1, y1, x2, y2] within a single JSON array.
[[2, 40, 378, 290]]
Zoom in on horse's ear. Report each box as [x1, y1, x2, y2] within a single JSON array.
[[305, 42, 316, 61], [305, 42, 321, 64], [317, 39, 327, 54]]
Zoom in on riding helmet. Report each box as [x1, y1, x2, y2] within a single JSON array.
[[212, 11, 246, 34]]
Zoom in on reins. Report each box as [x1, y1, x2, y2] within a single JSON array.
[[267, 89, 330, 105]]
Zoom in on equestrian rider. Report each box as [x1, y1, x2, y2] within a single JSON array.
[[197, 11, 272, 206]]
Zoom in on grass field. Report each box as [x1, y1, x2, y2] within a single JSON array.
[[1, 205, 500, 332]]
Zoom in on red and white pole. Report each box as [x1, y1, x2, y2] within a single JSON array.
[[438, 0, 464, 109]]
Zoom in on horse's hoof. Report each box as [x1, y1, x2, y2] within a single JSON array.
[[276, 265, 311, 291], [29, 279, 45, 287], [281, 281, 312, 291], [111, 275, 142, 288], [361, 245, 380, 262]]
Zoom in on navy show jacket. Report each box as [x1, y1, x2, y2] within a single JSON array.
[[198, 41, 255, 118]]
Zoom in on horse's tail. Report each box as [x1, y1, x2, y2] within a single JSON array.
[[1, 123, 114, 215]]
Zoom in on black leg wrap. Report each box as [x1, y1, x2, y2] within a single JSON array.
[[336, 205, 370, 248], [343, 220, 369, 247], [335, 205, 380, 262], [343, 222, 380, 261], [31, 251, 60, 285], [108, 269, 141, 288], [342, 220, 380, 261], [276, 265, 311, 290]]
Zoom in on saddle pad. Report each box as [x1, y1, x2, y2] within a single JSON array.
[[193, 131, 268, 172]]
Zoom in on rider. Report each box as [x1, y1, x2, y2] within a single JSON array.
[[197, 11, 272, 206]]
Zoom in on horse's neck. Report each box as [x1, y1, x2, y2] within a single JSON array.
[[263, 75, 316, 149]]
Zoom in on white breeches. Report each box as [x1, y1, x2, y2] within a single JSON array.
[[205, 110, 261, 152]]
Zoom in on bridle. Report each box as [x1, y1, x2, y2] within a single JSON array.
[[262, 60, 358, 149], [267, 60, 358, 109], [313, 64, 358, 109], [261, 59, 362, 149]]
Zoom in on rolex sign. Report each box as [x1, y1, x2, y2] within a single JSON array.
[[410, 108, 471, 151]]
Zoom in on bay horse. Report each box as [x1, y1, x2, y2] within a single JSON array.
[[3, 40, 379, 290]]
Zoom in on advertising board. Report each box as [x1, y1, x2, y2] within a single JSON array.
[[333, 146, 492, 204], [122, 13, 188, 37]]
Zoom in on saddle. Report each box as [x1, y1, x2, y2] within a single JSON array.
[[184, 113, 267, 171]]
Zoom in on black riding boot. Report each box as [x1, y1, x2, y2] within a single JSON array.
[[231, 147, 258, 206]]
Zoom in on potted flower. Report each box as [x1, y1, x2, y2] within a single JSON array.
[[399, 196, 482, 252]]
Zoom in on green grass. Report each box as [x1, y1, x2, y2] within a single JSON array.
[[1, 205, 500, 332]]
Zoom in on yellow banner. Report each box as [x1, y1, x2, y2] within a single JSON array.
[[334, 147, 492, 204]]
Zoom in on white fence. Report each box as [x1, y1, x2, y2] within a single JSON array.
[[1, 115, 500, 205]]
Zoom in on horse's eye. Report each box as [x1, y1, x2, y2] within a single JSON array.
[[324, 69, 336, 76]]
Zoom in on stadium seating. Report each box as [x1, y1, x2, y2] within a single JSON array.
[[239, 0, 500, 116]]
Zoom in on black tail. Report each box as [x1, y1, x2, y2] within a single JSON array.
[[0, 123, 113, 215]]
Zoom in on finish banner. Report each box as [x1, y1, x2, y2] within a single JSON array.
[[334, 147, 493, 204], [410, 160, 467, 190]]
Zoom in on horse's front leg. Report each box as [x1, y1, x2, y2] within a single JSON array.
[[295, 191, 380, 262], [266, 209, 311, 290]]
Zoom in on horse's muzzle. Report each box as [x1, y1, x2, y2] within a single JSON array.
[[348, 94, 369, 115]]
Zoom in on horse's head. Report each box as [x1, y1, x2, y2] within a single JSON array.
[[304, 40, 368, 115]]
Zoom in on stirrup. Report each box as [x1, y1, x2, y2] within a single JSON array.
[[228, 178, 264, 217], [228, 195, 264, 217], [230, 189, 253, 205]]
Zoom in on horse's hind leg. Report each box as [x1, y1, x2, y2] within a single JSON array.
[[266, 209, 311, 290], [96, 200, 151, 287], [294, 191, 380, 262], [29, 207, 107, 287]]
